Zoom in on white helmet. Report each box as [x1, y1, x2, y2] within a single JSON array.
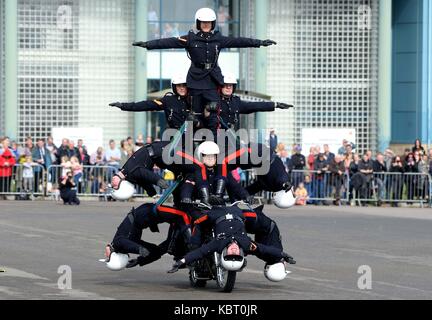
[[220, 242, 244, 271], [195, 8, 216, 31], [264, 262, 290, 282], [111, 179, 136, 201], [273, 187, 296, 209], [171, 73, 187, 95], [222, 72, 237, 93], [106, 252, 129, 271], [197, 141, 220, 160], [223, 72, 237, 85]]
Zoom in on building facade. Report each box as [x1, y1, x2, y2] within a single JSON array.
[[0, 0, 5, 136], [1, 0, 430, 153]]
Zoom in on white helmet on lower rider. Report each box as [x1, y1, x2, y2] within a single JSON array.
[[196, 141, 220, 161], [273, 187, 296, 209], [264, 262, 289, 282], [106, 252, 129, 271], [171, 73, 187, 95], [220, 242, 244, 271], [111, 178, 136, 201]]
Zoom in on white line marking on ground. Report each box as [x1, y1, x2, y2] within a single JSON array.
[[0, 267, 50, 280]]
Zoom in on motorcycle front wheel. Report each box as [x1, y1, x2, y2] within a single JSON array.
[[216, 266, 236, 293]]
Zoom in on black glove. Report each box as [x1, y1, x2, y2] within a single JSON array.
[[109, 102, 123, 109], [282, 252, 296, 264], [132, 41, 148, 48], [126, 252, 163, 269], [261, 39, 277, 47], [282, 181, 293, 192], [275, 102, 294, 110], [157, 178, 169, 189], [209, 195, 225, 206], [205, 102, 219, 112], [125, 246, 151, 269], [126, 258, 139, 269], [186, 114, 200, 128], [167, 259, 186, 273]]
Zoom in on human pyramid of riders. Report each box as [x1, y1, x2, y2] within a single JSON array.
[[102, 8, 297, 283]]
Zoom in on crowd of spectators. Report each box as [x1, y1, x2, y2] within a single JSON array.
[[269, 131, 432, 207], [1, 132, 432, 207], [0, 134, 168, 201]]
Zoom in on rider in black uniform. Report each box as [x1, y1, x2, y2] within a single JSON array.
[[132, 7, 276, 137]]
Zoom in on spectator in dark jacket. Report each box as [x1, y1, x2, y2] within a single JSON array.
[[313, 153, 329, 204], [56, 139, 71, 164], [59, 170, 80, 205], [404, 152, 418, 203], [372, 153, 387, 206], [291, 144, 306, 188], [68, 140, 81, 163], [269, 129, 278, 155], [417, 154, 429, 200], [357, 153, 373, 206], [348, 154, 360, 201], [328, 155, 345, 205], [389, 156, 404, 207], [291, 145, 305, 168], [78, 146, 90, 166], [323, 144, 335, 163], [412, 139, 425, 156], [32, 138, 53, 191], [429, 152, 432, 178]]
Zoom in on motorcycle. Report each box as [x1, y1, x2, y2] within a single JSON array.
[[188, 201, 249, 293]]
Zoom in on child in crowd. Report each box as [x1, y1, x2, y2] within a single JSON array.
[[22, 154, 36, 194], [295, 182, 309, 206], [60, 156, 71, 178], [70, 156, 83, 188]]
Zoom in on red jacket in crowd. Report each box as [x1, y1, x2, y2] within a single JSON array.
[[0, 148, 17, 177]]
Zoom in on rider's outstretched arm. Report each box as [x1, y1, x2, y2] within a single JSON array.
[[133, 35, 188, 50], [109, 98, 166, 112], [220, 36, 276, 49], [249, 241, 296, 265]]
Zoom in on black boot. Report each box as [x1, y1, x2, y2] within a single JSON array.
[[167, 228, 180, 256], [126, 246, 151, 269], [215, 179, 226, 199], [199, 187, 210, 205], [167, 259, 186, 273], [182, 227, 192, 249]]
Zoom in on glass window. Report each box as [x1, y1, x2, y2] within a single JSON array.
[[148, 0, 240, 40]]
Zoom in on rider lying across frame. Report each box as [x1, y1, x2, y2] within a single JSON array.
[[167, 204, 295, 274]]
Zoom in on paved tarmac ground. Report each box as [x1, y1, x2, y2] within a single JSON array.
[[0, 200, 431, 300]]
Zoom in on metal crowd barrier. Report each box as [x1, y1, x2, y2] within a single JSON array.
[[291, 169, 350, 204], [243, 169, 432, 207], [46, 165, 157, 199], [349, 172, 431, 208], [1, 163, 431, 208], [0, 164, 46, 198]]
